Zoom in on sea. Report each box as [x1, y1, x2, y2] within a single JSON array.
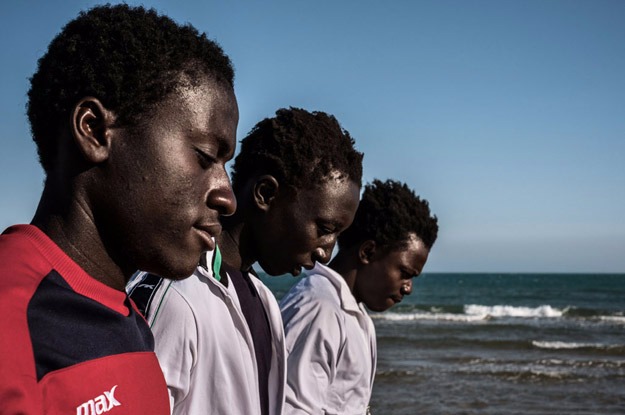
[[260, 272, 625, 415]]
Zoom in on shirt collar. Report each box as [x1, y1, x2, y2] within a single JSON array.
[[309, 262, 361, 313]]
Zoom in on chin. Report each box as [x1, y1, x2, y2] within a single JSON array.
[[257, 261, 285, 277], [146, 259, 197, 281], [366, 303, 388, 313], [165, 271, 195, 281]]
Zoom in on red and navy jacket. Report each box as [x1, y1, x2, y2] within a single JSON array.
[[0, 225, 170, 415]]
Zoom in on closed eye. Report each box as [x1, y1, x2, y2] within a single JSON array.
[[195, 148, 216, 169], [317, 223, 336, 236], [401, 269, 415, 279]]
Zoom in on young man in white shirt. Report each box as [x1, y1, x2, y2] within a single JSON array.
[[129, 108, 363, 415], [280, 179, 439, 415]]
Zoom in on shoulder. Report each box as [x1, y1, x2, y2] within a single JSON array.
[[144, 276, 199, 331], [0, 226, 52, 291], [281, 273, 344, 334], [281, 276, 347, 358], [282, 273, 341, 311]]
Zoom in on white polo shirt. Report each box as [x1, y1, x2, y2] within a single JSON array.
[[280, 263, 376, 415], [128, 249, 286, 415]]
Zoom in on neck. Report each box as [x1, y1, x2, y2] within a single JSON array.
[[217, 222, 255, 272], [31, 181, 128, 291], [220, 183, 264, 272], [329, 248, 359, 298]]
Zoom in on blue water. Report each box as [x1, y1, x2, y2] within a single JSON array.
[[261, 273, 625, 414]]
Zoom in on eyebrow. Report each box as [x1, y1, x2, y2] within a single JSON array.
[[215, 134, 235, 159], [317, 217, 339, 225], [193, 132, 234, 160], [316, 218, 344, 231], [403, 265, 420, 277]]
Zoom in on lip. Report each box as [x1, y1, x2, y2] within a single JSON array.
[[391, 295, 403, 304], [194, 223, 222, 251]]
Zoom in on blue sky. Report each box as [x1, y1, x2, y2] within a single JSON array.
[[1, 0, 624, 273]]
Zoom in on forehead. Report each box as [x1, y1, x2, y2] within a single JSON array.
[[148, 76, 238, 153], [386, 235, 430, 271], [293, 176, 360, 222]]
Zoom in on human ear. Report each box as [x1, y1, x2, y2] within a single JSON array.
[[253, 175, 280, 212], [71, 97, 116, 164], [358, 240, 377, 264]]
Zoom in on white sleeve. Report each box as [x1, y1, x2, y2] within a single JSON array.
[[149, 286, 198, 413], [282, 297, 343, 415]]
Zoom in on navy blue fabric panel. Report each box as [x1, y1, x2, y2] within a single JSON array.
[[27, 271, 155, 381], [226, 263, 272, 415]]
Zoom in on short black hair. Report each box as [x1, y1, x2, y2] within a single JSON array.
[[338, 179, 439, 251], [27, 4, 234, 174], [230, 107, 363, 193]]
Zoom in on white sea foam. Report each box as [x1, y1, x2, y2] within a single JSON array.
[[373, 304, 567, 322], [532, 341, 614, 350], [464, 304, 564, 318], [372, 311, 486, 322], [599, 315, 625, 324]]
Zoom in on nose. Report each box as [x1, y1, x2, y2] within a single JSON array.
[[312, 245, 332, 264], [400, 279, 413, 296], [207, 167, 237, 216]]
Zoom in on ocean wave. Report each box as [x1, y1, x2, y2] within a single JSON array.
[[450, 358, 625, 382], [465, 304, 564, 318], [373, 304, 566, 321], [598, 315, 625, 324], [462, 357, 625, 370], [375, 369, 418, 378], [531, 340, 624, 351], [372, 305, 625, 325], [535, 359, 625, 369], [372, 311, 485, 322]]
